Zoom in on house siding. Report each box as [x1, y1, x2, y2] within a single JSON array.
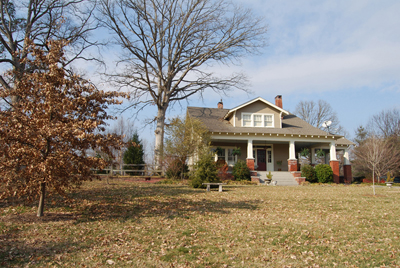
[[273, 144, 289, 171], [235, 100, 281, 128]]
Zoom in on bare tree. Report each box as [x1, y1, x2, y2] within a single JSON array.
[[0, 0, 100, 105], [98, 0, 268, 165], [294, 100, 346, 135], [367, 108, 400, 138], [353, 136, 400, 195]]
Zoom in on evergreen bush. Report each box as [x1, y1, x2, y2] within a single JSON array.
[[315, 164, 333, 183], [190, 149, 219, 188], [301, 164, 317, 183], [123, 131, 145, 175], [232, 160, 251, 181]]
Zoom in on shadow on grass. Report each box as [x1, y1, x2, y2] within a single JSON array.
[[0, 234, 89, 267], [71, 183, 259, 223]]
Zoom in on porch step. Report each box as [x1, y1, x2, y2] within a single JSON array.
[[256, 171, 298, 186]]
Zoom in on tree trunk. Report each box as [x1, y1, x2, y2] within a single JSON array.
[[37, 182, 46, 217], [154, 105, 167, 170]]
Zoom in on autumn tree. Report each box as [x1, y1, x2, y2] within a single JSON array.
[[0, 0, 99, 105], [0, 40, 126, 217], [98, 0, 268, 165], [353, 136, 400, 195], [295, 100, 346, 135]]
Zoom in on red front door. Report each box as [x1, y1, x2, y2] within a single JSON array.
[[257, 150, 266, 171]]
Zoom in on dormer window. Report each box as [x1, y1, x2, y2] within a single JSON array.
[[242, 113, 274, 128]]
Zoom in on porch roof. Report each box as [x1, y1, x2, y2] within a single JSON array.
[[187, 106, 355, 146]]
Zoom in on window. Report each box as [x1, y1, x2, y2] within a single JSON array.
[[243, 114, 252, 127], [242, 113, 274, 128], [264, 115, 273, 127], [254, 114, 262, 127], [217, 149, 225, 161], [214, 147, 238, 166]]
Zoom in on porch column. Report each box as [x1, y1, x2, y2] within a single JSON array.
[[329, 141, 340, 183], [343, 148, 352, 184], [329, 141, 337, 161], [310, 148, 316, 166], [246, 139, 255, 170], [288, 140, 297, 172]]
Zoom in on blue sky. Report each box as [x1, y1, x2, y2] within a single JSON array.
[[100, 0, 400, 152]]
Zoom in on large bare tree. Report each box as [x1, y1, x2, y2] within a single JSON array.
[[367, 108, 400, 138], [98, 0, 268, 165], [294, 99, 346, 135], [0, 0, 99, 105]]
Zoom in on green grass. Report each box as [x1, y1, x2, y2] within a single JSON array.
[[1, 180, 400, 267]]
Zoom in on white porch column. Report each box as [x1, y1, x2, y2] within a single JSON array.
[[329, 142, 337, 161], [247, 139, 254, 159], [343, 148, 350, 165], [311, 148, 316, 164], [289, 140, 296, 159]]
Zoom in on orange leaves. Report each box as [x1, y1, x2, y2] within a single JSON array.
[[0, 40, 127, 203]]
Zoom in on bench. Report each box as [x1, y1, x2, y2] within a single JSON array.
[[202, 183, 227, 192]]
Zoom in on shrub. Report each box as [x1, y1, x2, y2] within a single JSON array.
[[166, 157, 188, 180], [315, 164, 333, 183], [190, 149, 219, 188], [301, 164, 317, 183], [232, 160, 251, 181]]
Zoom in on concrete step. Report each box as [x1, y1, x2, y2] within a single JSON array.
[[256, 171, 298, 186]]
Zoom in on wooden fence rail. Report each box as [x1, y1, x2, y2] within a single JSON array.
[[93, 164, 164, 177]]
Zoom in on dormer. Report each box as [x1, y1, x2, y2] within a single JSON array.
[[224, 96, 290, 129]]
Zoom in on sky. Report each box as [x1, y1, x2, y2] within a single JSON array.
[[98, 0, 400, 154]]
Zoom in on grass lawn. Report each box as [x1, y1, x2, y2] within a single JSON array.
[[1, 180, 400, 267]]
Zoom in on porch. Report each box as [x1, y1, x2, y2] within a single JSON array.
[[211, 137, 352, 184]]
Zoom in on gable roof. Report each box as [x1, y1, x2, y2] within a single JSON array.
[[223, 97, 290, 119]]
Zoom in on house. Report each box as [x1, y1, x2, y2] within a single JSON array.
[[187, 96, 354, 184]]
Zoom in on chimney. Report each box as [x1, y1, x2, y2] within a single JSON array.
[[275, 95, 282, 109], [218, 99, 223, 109]]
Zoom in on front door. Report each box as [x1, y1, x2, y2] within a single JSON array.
[[257, 150, 266, 171]]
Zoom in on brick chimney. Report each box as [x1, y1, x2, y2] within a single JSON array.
[[275, 95, 282, 109], [218, 99, 223, 109]]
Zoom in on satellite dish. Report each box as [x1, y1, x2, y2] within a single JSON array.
[[322, 121, 332, 128]]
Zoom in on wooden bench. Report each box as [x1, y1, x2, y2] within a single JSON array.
[[202, 183, 227, 192]]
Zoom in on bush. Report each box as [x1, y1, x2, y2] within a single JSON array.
[[232, 160, 251, 181], [190, 149, 219, 188], [315, 164, 333, 183], [166, 157, 188, 180], [301, 164, 317, 183]]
